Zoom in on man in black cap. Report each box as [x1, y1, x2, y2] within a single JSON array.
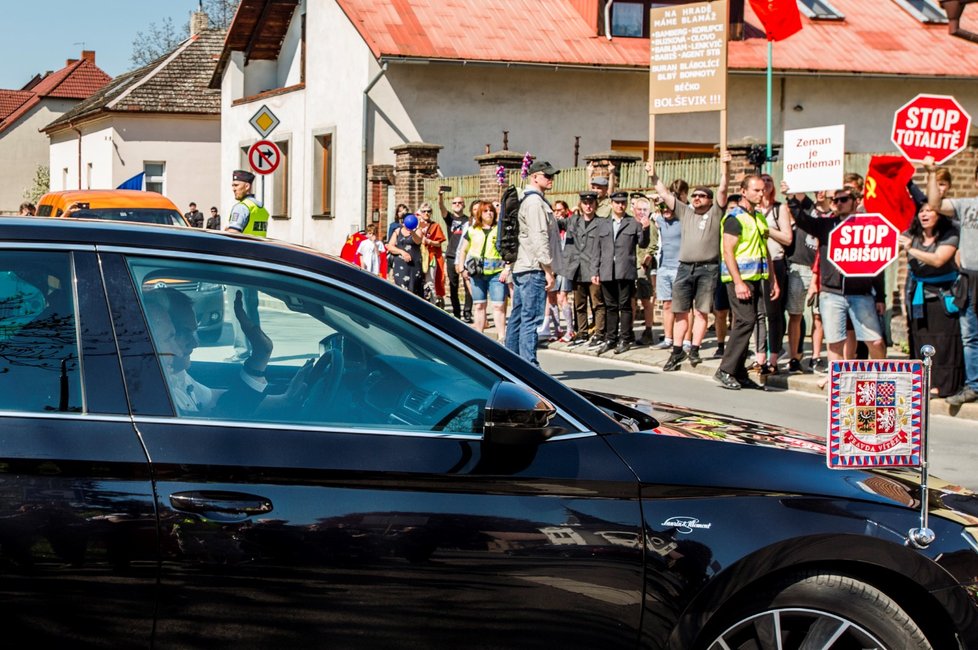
[[590, 191, 651, 354], [590, 176, 613, 218], [227, 169, 269, 237], [564, 190, 606, 347], [504, 160, 561, 367]]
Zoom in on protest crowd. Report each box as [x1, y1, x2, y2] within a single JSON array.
[[352, 153, 976, 406]]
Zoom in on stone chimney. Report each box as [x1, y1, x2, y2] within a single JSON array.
[[191, 10, 211, 35], [81, 50, 95, 64]]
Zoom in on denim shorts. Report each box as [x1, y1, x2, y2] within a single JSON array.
[[552, 275, 573, 293], [656, 267, 678, 302], [819, 292, 883, 344], [786, 263, 813, 315], [470, 273, 506, 304], [671, 262, 717, 313]]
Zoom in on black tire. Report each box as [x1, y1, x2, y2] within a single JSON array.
[[704, 570, 932, 650]]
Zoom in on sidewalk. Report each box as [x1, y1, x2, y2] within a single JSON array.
[[538, 331, 978, 421]]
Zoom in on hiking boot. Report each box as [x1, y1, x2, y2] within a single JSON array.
[[714, 369, 741, 390], [639, 328, 654, 346], [688, 349, 702, 367], [614, 341, 632, 355], [596, 340, 616, 355], [663, 350, 687, 372], [787, 358, 803, 373], [946, 386, 978, 406]]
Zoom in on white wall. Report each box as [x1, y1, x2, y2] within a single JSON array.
[[0, 98, 76, 213], [49, 113, 220, 213]]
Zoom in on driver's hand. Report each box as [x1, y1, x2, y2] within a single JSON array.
[[234, 290, 272, 372], [284, 358, 315, 400]]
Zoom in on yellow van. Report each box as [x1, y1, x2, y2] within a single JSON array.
[[36, 190, 188, 226]]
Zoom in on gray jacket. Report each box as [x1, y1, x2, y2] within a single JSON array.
[[513, 189, 561, 274], [593, 216, 651, 282], [563, 213, 604, 281]]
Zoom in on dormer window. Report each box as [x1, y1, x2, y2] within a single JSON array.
[[611, 1, 686, 38], [892, 0, 948, 24], [797, 0, 845, 21]]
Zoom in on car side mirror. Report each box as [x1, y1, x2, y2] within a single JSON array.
[[483, 381, 557, 446]]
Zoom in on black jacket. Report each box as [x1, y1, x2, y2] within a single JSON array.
[[787, 196, 885, 299], [593, 216, 651, 282], [563, 214, 604, 281]]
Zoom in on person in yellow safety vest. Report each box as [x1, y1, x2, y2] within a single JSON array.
[[715, 175, 780, 390], [227, 169, 269, 237]]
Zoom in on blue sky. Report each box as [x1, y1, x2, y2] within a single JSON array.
[[1, 1, 208, 89]]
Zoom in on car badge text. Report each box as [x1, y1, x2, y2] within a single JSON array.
[[661, 516, 713, 534]]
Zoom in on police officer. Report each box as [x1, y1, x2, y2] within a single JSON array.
[[227, 170, 269, 237]]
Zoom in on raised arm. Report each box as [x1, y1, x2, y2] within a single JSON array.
[[645, 162, 676, 211], [716, 150, 731, 206]]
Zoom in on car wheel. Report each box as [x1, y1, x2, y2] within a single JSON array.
[[704, 571, 932, 650]]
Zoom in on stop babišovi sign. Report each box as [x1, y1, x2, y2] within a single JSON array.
[[827, 213, 900, 277], [891, 94, 971, 164]]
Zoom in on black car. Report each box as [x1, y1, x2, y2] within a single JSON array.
[[0, 218, 975, 649]]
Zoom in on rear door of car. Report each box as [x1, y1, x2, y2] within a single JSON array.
[[102, 248, 647, 649], [0, 245, 158, 646]]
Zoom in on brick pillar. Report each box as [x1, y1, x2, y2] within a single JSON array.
[[391, 142, 443, 212], [474, 150, 524, 202], [583, 150, 641, 191], [367, 164, 394, 235]]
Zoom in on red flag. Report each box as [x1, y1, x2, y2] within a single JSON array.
[[339, 231, 367, 266], [863, 156, 917, 233], [749, 0, 803, 41]]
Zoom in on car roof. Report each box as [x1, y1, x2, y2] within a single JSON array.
[[38, 190, 181, 211]]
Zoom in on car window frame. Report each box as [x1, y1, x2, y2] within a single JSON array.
[[98, 245, 592, 440]]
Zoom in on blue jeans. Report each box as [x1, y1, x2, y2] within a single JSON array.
[[961, 292, 978, 391], [505, 270, 547, 366]]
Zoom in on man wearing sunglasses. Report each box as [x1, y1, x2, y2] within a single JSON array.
[[505, 160, 561, 367], [439, 191, 473, 323], [784, 182, 887, 378]]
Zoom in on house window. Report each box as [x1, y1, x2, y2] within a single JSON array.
[[610, 1, 686, 38], [86, 162, 93, 190], [892, 0, 947, 23], [62, 167, 69, 191], [272, 139, 290, 218], [144, 162, 165, 194], [797, 0, 845, 19], [313, 133, 334, 218], [300, 14, 306, 84]]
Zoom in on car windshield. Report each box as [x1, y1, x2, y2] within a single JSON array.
[[72, 208, 184, 226]]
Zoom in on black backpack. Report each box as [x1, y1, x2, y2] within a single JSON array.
[[496, 184, 524, 264]]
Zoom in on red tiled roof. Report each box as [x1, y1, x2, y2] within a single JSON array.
[[0, 58, 111, 134], [333, 0, 978, 77], [0, 90, 34, 121]]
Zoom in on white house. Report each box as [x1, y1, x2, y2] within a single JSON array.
[[0, 52, 110, 213], [212, 0, 978, 254], [44, 22, 224, 217]]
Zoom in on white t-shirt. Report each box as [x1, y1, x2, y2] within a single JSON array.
[[357, 239, 382, 275]]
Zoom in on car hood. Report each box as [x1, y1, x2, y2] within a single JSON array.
[[585, 391, 978, 529]]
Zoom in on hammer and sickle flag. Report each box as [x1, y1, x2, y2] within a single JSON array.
[[863, 156, 917, 233], [749, 0, 803, 41]]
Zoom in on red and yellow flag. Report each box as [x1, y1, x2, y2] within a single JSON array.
[[863, 156, 918, 233], [749, 0, 803, 41]]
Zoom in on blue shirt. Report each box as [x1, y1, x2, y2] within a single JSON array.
[[655, 215, 682, 270]]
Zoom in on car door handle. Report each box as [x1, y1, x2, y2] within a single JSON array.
[[169, 491, 273, 516]]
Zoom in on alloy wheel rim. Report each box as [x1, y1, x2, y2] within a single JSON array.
[[708, 607, 887, 650]]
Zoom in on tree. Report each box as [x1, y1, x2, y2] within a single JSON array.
[[23, 165, 49, 204], [130, 1, 240, 68]]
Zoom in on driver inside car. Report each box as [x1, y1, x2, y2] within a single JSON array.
[[143, 287, 312, 417]]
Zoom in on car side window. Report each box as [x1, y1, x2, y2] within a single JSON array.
[[127, 257, 500, 434], [0, 252, 82, 413]]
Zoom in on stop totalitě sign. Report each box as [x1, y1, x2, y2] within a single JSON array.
[[827, 213, 900, 277], [891, 94, 971, 164]]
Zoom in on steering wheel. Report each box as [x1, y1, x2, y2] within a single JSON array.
[[301, 333, 346, 421]]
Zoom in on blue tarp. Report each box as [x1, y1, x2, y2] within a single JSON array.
[[116, 172, 145, 190]]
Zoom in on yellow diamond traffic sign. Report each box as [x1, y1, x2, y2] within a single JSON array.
[[249, 105, 280, 138]]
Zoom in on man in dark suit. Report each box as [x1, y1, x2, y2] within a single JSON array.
[[591, 191, 651, 354], [564, 191, 607, 348]]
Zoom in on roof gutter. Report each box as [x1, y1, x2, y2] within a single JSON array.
[[361, 61, 388, 230], [378, 56, 978, 81]]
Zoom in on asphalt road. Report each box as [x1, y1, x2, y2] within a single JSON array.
[[540, 349, 978, 491]]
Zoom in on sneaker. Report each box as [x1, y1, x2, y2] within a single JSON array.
[[596, 340, 616, 355], [714, 369, 741, 390], [587, 337, 605, 349], [653, 339, 673, 350], [567, 335, 588, 348], [761, 363, 778, 376], [712, 343, 725, 358], [946, 386, 978, 406], [558, 332, 575, 343], [640, 328, 654, 346], [614, 341, 632, 355], [787, 358, 803, 373], [812, 358, 828, 375], [688, 349, 702, 367], [663, 350, 687, 372]]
